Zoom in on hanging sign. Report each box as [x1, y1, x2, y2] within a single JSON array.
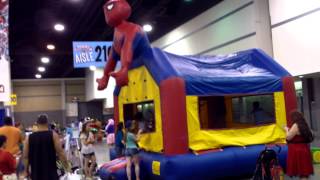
[[73, 41, 112, 68]]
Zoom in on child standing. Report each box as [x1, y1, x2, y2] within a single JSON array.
[[125, 120, 142, 180], [80, 122, 97, 179], [105, 119, 115, 146], [115, 122, 124, 157]]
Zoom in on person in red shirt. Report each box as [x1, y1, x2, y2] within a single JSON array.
[[0, 135, 16, 180]]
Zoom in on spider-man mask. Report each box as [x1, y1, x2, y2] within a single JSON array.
[[103, 0, 131, 27]]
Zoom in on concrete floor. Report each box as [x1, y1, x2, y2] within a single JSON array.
[[94, 141, 111, 167], [60, 141, 109, 180]]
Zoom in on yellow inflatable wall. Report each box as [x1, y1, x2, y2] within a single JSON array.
[[186, 92, 287, 151], [118, 66, 163, 152]]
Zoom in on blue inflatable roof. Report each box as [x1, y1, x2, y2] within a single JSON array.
[[115, 48, 291, 96]]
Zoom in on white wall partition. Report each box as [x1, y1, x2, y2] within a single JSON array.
[[0, 1, 10, 103], [152, 0, 276, 57], [203, 35, 257, 55], [153, 0, 320, 77], [269, 0, 320, 76], [85, 69, 115, 108], [152, 0, 257, 55], [0, 59, 11, 102], [269, 0, 320, 25], [153, 0, 253, 47]]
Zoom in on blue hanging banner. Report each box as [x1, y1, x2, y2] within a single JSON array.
[[73, 41, 113, 68]]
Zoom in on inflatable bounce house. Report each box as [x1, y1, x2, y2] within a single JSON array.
[[97, 0, 297, 179]]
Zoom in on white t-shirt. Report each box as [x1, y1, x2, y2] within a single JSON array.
[[78, 122, 83, 132], [80, 132, 94, 155]]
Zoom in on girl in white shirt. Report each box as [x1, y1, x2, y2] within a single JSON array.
[[80, 122, 96, 179]]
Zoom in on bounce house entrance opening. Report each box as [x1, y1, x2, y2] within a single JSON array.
[[199, 94, 276, 130], [199, 96, 226, 129], [123, 101, 155, 133]]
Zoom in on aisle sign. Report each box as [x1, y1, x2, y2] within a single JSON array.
[[73, 41, 112, 68]]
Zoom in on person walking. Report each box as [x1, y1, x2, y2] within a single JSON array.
[[285, 111, 314, 180], [22, 114, 69, 180], [0, 116, 22, 155]]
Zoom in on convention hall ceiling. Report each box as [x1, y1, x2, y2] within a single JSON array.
[[9, 0, 222, 79]]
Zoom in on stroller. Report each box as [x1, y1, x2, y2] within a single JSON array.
[[252, 145, 283, 180]]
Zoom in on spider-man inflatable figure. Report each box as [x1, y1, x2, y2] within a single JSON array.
[[96, 0, 151, 89]]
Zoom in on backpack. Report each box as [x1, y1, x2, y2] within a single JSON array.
[[253, 146, 283, 180]]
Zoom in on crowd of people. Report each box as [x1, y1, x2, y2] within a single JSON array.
[[0, 110, 316, 180], [0, 115, 116, 180]]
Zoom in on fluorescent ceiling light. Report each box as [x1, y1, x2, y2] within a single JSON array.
[[143, 24, 153, 32], [35, 74, 42, 79], [41, 57, 50, 64], [38, 67, 46, 72], [54, 23, 65, 31], [47, 44, 55, 50]]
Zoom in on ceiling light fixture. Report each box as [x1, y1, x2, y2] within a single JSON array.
[[299, 75, 304, 78], [54, 23, 65, 31], [35, 74, 42, 79], [41, 57, 50, 64], [47, 44, 55, 50], [38, 67, 46, 72], [89, 65, 96, 71], [143, 24, 153, 32]]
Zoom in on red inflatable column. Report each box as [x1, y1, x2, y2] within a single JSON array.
[[282, 77, 297, 126], [160, 77, 189, 155], [114, 95, 119, 125]]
